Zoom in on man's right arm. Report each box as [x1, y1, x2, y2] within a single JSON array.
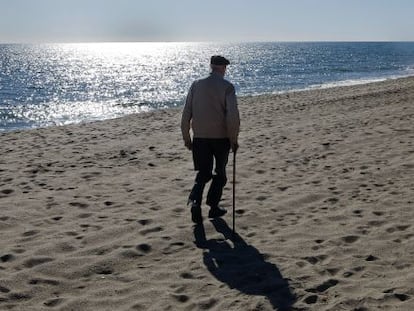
[[181, 82, 194, 150]]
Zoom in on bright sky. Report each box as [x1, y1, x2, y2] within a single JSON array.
[[1, 0, 413, 43]]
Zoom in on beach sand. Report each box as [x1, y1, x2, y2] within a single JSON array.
[[0, 77, 413, 310]]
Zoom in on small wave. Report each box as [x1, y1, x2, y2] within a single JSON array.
[[304, 72, 414, 92], [403, 65, 414, 74], [308, 77, 389, 90]]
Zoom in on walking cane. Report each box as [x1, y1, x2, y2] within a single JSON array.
[[232, 149, 237, 235]]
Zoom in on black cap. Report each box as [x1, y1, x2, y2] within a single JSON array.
[[210, 55, 230, 66]]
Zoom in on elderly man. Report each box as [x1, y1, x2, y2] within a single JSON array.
[[181, 55, 240, 224]]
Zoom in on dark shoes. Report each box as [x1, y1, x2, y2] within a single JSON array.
[[208, 206, 227, 219], [190, 202, 202, 224], [189, 200, 227, 223]]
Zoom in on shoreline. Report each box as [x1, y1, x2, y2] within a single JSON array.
[[2, 75, 414, 134], [0, 76, 413, 310]]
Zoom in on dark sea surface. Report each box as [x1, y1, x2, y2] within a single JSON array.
[[1, 42, 414, 131]]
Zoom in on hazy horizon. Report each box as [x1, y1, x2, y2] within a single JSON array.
[[1, 0, 414, 44], [2, 40, 414, 45]]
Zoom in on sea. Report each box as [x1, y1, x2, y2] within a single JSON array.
[[1, 41, 414, 132]]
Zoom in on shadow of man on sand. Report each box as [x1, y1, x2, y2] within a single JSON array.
[[194, 218, 296, 311]]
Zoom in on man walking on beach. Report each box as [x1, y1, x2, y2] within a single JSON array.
[[181, 55, 240, 224]]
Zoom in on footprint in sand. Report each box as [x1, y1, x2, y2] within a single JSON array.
[[396, 225, 410, 231], [393, 293, 410, 302], [365, 255, 379, 262], [386, 224, 410, 234], [22, 230, 40, 237], [306, 279, 339, 293], [341, 235, 360, 244], [0, 285, 10, 293], [81, 172, 101, 180], [180, 272, 194, 279], [163, 242, 186, 255], [327, 268, 341, 276], [23, 257, 54, 268], [136, 244, 152, 253], [314, 239, 325, 244], [140, 226, 163, 236], [7, 292, 32, 301], [352, 210, 363, 216], [137, 219, 152, 226], [278, 186, 289, 191], [303, 254, 328, 265], [43, 298, 64, 307], [29, 278, 60, 286], [78, 213, 93, 219], [325, 197, 339, 204], [94, 265, 114, 276], [1, 254, 16, 263], [69, 202, 89, 209], [304, 295, 318, 304], [1, 189, 14, 195], [235, 209, 246, 215], [119, 249, 142, 259], [367, 220, 385, 227], [170, 294, 190, 303]]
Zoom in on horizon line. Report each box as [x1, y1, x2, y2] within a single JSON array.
[[1, 40, 414, 45]]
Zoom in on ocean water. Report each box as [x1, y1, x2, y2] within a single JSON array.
[[1, 42, 414, 131]]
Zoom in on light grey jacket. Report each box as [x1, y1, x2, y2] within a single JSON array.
[[181, 72, 240, 144]]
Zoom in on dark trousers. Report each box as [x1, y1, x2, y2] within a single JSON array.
[[189, 138, 230, 207]]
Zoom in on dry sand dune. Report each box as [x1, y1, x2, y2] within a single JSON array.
[[0, 77, 413, 310]]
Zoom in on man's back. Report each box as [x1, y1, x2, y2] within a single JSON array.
[[181, 72, 239, 142]]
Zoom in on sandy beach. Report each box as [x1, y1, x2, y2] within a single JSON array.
[[0, 77, 413, 310]]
